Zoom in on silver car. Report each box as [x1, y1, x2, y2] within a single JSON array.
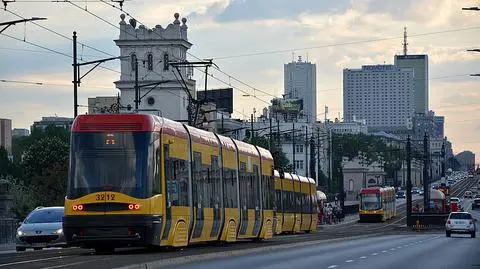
[[445, 212, 476, 238], [16, 206, 67, 251]]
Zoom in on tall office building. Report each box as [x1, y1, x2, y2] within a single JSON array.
[[0, 119, 12, 154], [343, 65, 414, 133], [394, 55, 429, 114], [284, 56, 317, 122]]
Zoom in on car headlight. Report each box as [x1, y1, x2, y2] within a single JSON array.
[[17, 230, 23, 236], [55, 228, 63, 235]]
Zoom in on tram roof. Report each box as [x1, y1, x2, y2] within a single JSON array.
[[72, 113, 162, 132]]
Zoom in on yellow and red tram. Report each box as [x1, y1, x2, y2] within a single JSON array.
[[63, 114, 305, 252], [359, 186, 396, 222], [273, 171, 317, 234]]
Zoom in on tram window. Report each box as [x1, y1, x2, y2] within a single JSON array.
[[223, 167, 237, 208], [193, 152, 203, 209], [164, 145, 188, 206], [211, 155, 221, 209], [276, 189, 282, 212], [253, 164, 260, 210], [239, 162, 248, 210], [152, 146, 160, 194]]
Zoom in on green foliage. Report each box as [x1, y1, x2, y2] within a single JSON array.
[[2, 175, 36, 220], [329, 133, 407, 193], [0, 147, 11, 177], [22, 137, 69, 180], [30, 163, 68, 207]]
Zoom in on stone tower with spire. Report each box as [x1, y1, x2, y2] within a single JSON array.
[[114, 13, 195, 121]]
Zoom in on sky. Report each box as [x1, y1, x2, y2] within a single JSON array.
[[1, 0, 480, 158]]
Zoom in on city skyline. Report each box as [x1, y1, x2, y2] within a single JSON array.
[[1, 0, 480, 157]]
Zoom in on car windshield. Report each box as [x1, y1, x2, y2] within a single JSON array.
[[450, 213, 472, 220], [24, 209, 64, 224]]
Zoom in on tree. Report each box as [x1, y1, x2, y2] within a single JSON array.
[[22, 137, 69, 180], [21, 137, 69, 206], [0, 147, 11, 177], [2, 175, 36, 219]]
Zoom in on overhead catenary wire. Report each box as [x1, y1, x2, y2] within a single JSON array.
[[214, 25, 480, 60]]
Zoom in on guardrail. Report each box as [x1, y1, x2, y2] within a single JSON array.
[[407, 213, 449, 228], [0, 218, 18, 245]]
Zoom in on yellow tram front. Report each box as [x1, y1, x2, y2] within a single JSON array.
[[359, 186, 396, 222], [63, 114, 164, 252]]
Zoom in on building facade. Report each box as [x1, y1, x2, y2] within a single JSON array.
[[88, 96, 118, 114], [31, 116, 73, 131], [394, 55, 429, 114], [343, 65, 414, 133], [284, 57, 317, 122], [456, 151, 476, 171], [114, 13, 195, 121], [326, 118, 368, 135], [434, 116, 445, 139], [12, 128, 29, 137], [0, 119, 12, 154]]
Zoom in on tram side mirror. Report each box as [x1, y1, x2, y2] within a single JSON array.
[[18, 221, 22, 227]]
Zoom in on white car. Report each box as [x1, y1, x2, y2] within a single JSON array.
[[445, 212, 476, 238]]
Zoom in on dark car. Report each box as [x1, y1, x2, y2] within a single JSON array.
[[472, 198, 480, 210], [396, 191, 406, 199], [15, 206, 66, 251]]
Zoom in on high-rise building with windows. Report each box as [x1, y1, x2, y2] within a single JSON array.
[[394, 55, 429, 114], [343, 65, 414, 133], [284, 56, 317, 122], [0, 119, 12, 154]]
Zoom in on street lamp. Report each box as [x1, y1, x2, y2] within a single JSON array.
[[0, 18, 46, 34]]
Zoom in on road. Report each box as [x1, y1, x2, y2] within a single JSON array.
[[142, 204, 480, 269], [0, 176, 476, 269], [164, 234, 480, 269]]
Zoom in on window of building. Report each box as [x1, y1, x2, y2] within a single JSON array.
[[147, 53, 153, 70]]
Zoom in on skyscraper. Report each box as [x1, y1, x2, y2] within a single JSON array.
[[284, 56, 317, 122], [0, 118, 12, 154], [343, 65, 414, 133], [394, 55, 429, 114]]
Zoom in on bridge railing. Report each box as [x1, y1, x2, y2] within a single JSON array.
[[0, 218, 18, 245]]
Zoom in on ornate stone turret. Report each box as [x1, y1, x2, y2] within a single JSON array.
[[114, 13, 195, 121]]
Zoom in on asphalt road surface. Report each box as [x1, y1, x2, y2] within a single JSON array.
[[0, 176, 476, 269], [164, 233, 480, 269]]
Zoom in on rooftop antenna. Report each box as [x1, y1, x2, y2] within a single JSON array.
[[306, 52, 309, 62], [292, 51, 295, 62], [403, 26, 408, 56]]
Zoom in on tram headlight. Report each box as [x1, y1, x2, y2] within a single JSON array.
[[54, 228, 63, 235], [17, 230, 24, 236]]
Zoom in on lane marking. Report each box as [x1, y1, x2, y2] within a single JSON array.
[[372, 253, 378, 256], [327, 265, 338, 268], [41, 260, 93, 269], [360, 256, 367, 259], [0, 256, 66, 267], [381, 250, 387, 253], [345, 260, 354, 263], [397, 246, 402, 249], [390, 248, 396, 250]]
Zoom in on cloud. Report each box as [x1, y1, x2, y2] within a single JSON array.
[[213, 0, 350, 22]]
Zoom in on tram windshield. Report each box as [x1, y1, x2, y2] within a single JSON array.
[[68, 132, 156, 199], [361, 193, 381, 210]]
